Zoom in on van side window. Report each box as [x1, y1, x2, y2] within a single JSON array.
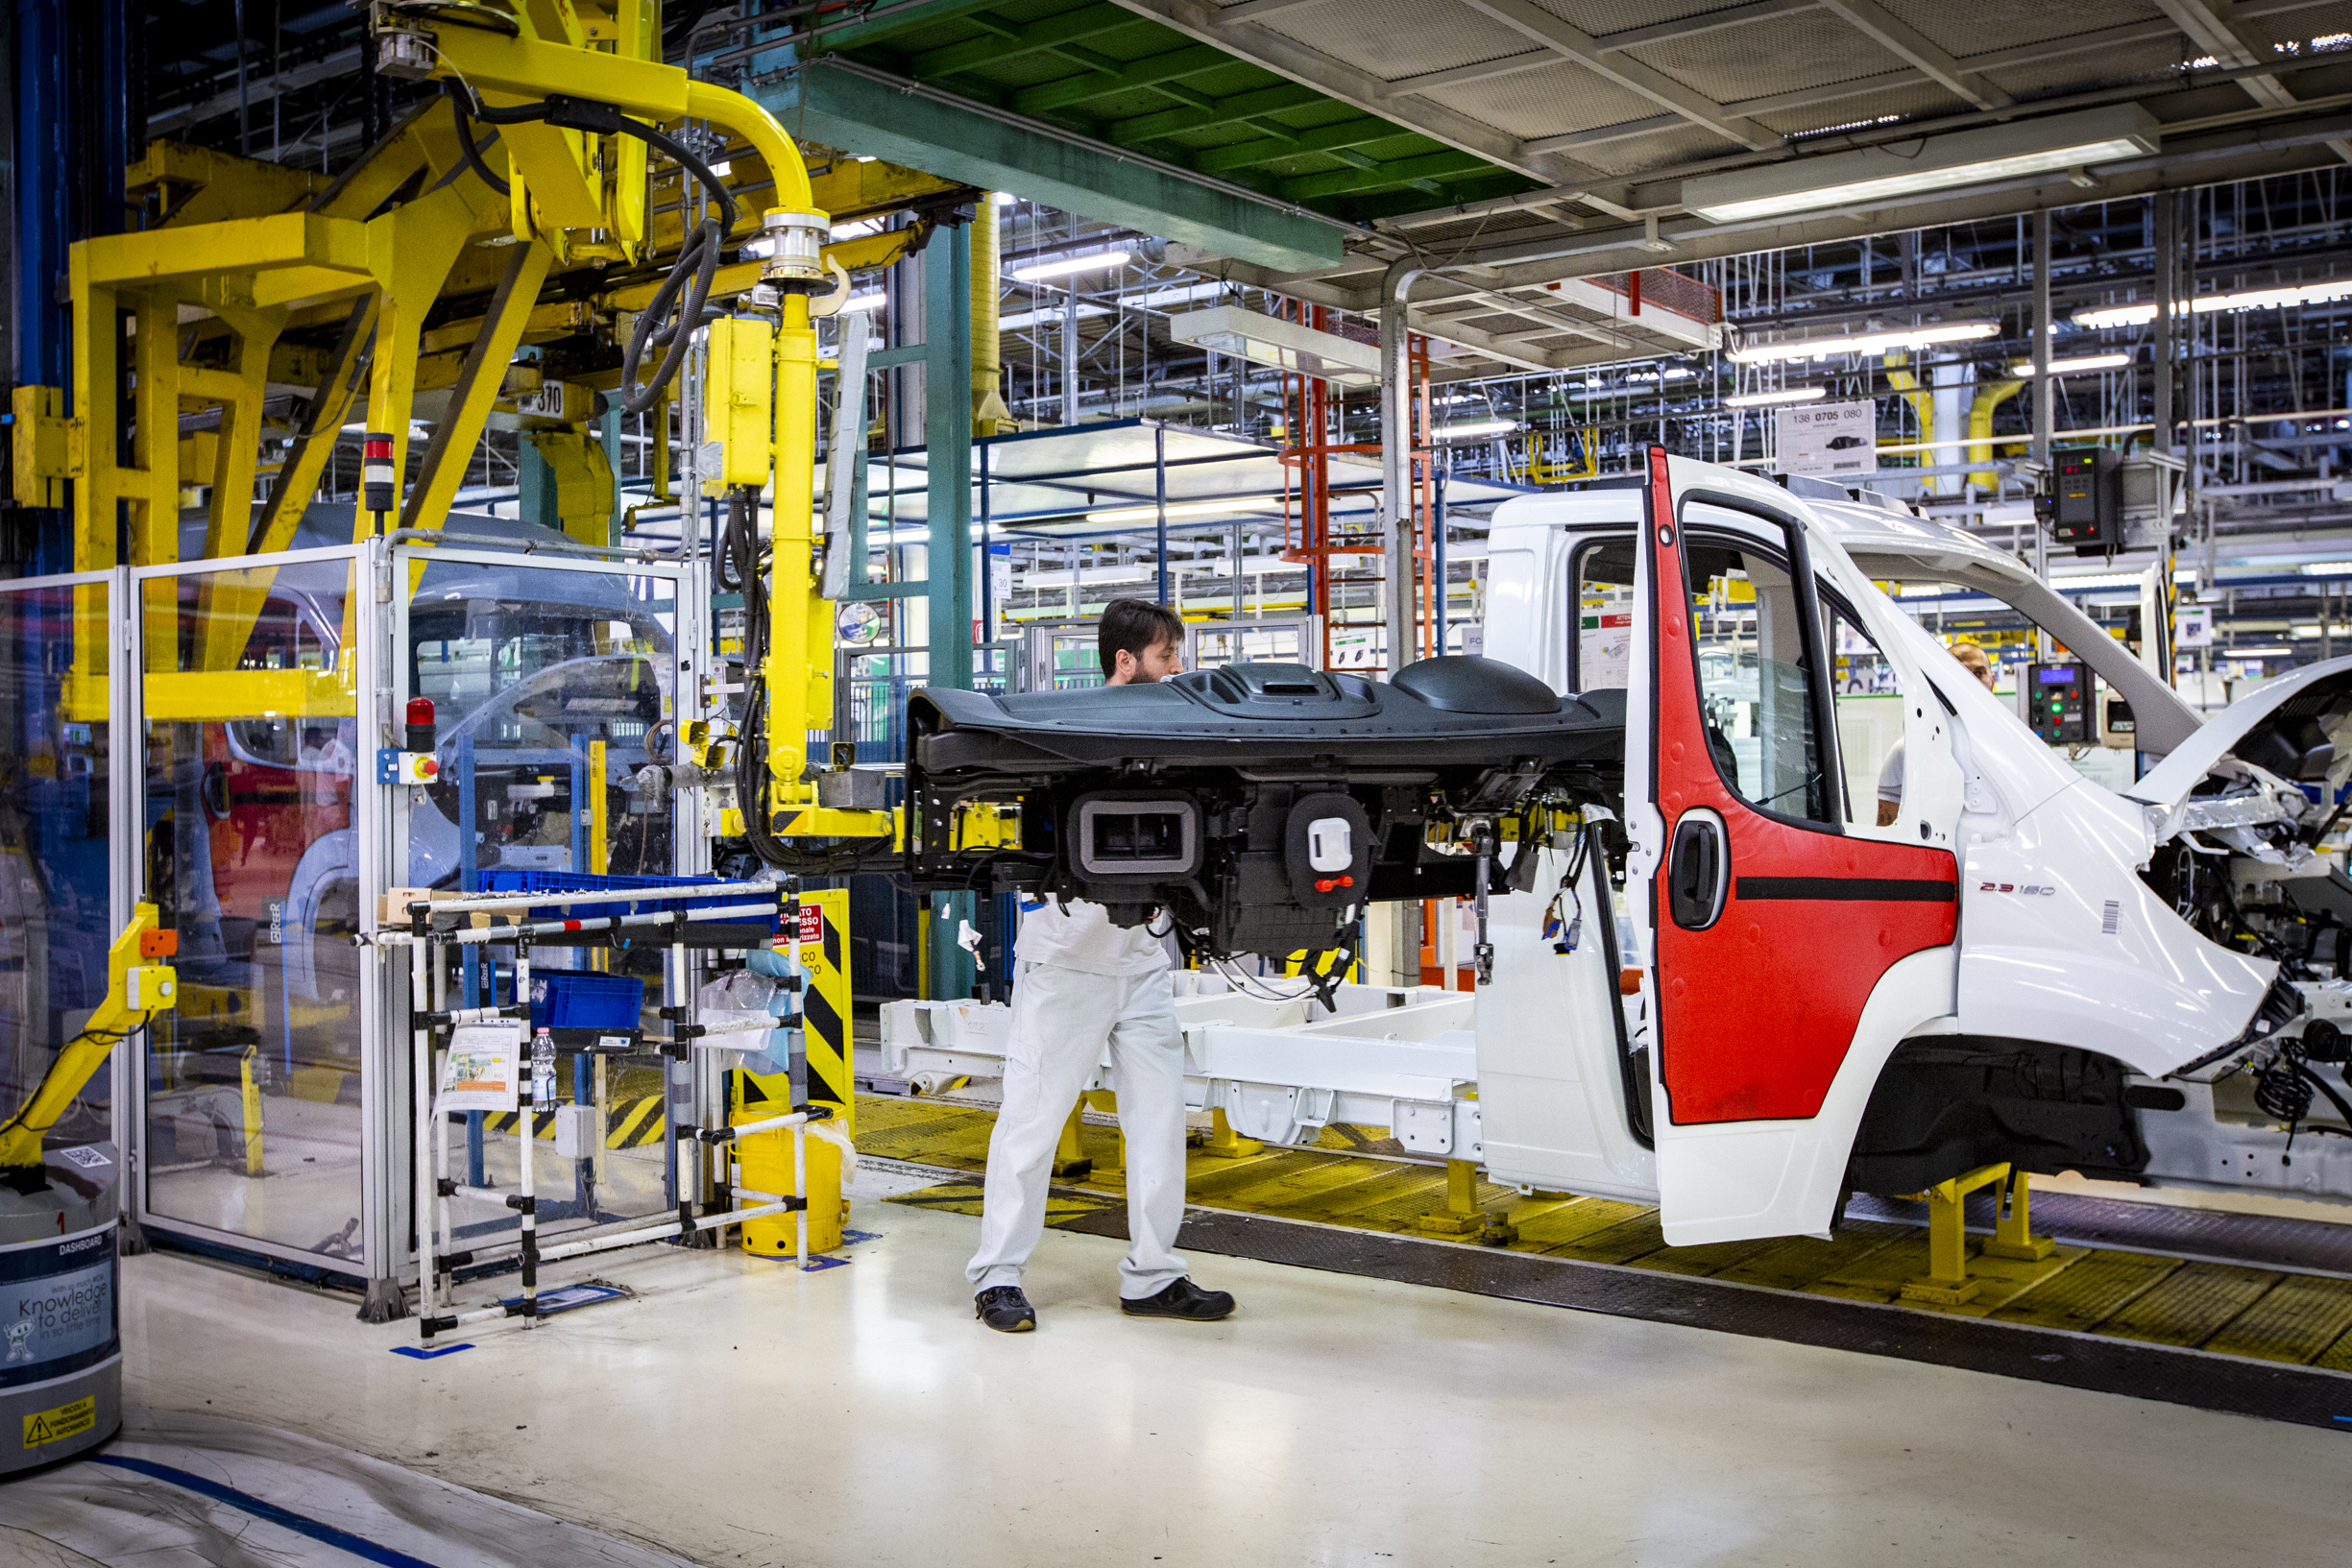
[[1682, 531, 1833, 827], [1821, 594, 1903, 828], [1571, 540, 1636, 691]]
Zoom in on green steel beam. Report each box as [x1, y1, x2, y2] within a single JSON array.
[[1279, 148, 1491, 201], [906, 3, 1137, 81], [1192, 116, 1410, 175], [1009, 42, 1229, 115], [758, 60, 1346, 272], [813, 0, 1002, 54], [1103, 83, 1321, 147]]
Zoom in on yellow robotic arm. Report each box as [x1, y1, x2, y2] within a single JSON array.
[[0, 904, 178, 1176]]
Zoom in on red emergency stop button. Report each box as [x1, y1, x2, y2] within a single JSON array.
[[417, 757, 439, 780]]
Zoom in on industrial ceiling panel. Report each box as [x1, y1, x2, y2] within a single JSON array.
[[1251, 0, 1538, 81], [1575, 122, 1751, 176], [1530, 0, 1768, 35], [1874, 0, 2170, 59], [1624, 13, 1914, 103], [2238, 4, 2352, 56], [1422, 60, 1666, 138], [1974, 38, 2210, 100], [1745, 80, 1969, 139]]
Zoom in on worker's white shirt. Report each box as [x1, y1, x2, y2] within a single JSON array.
[[1878, 740, 1904, 805], [1012, 895, 1171, 977]]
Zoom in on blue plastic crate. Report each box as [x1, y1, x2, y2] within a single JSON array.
[[528, 969, 643, 1032], [473, 869, 781, 935]]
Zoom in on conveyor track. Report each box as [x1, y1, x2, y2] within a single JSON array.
[[860, 1094, 2352, 1429]]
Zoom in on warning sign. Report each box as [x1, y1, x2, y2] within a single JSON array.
[[23, 1394, 95, 1448], [797, 902, 822, 946]]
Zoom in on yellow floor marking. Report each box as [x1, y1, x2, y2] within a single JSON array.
[[1802, 1236, 2088, 1315], [1629, 1233, 1796, 1279], [1989, 1248, 2181, 1332], [2097, 1261, 2283, 1348], [2200, 1273, 2352, 1363], [1712, 1224, 1909, 1291], [1508, 1197, 1649, 1253]]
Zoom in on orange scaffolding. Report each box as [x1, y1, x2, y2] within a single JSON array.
[[1273, 307, 1438, 669]]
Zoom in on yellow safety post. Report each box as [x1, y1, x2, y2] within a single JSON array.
[[1900, 1161, 2015, 1306], [0, 905, 177, 1174], [238, 1045, 264, 1177], [1051, 1101, 1092, 1180], [1417, 1158, 1489, 1240], [1200, 1106, 1262, 1160], [1981, 1168, 2056, 1261]]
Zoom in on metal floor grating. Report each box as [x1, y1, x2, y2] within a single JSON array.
[[859, 1095, 2352, 1425]]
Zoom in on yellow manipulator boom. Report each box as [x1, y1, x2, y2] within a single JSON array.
[[0, 905, 178, 1181]]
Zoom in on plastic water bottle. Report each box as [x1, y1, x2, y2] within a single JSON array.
[[530, 1027, 557, 1108]]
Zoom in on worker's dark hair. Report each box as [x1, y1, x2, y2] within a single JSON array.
[[1099, 596, 1184, 674]]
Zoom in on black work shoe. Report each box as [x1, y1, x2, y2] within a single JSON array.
[[974, 1286, 1035, 1333], [1120, 1277, 1235, 1321]]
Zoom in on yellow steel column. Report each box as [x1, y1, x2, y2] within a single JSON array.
[[200, 299, 287, 561], [1983, 1168, 2057, 1261], [765, 292, 820, 818], [129, 289, 181, 566], [69, 253, 119, 570]]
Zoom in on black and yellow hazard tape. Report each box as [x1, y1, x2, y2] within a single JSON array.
[[476, 1096, 667, 1149], [867, 1092, 2352, 1426]]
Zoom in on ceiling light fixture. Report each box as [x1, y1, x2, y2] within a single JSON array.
[[1724, 386, 1826, 408], [1434, 419, 1519, 440], [2302, 561, 2352, 576], [1683, 107, 2158, 225], [1084, 497, 1282, 525], [1729, 322, 1998, 365], [2008, 352, 2132, 376], [1168, 305, 1382, 390], [840, 292, 886, 315], [2076, 277, 2352, 328], [1009, 249, 1130, 283]]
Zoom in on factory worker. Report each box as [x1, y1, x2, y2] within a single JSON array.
[[967, 597, 1236, 1333], [1877, 640, 1996, 826]]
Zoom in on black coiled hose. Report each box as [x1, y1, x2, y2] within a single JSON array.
[[439, 82, 739, 415]]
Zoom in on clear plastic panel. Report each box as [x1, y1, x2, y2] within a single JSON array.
[[406, 560, 684, 1247], [0, 580, 115, 1152], [140, 557, 365, 1258]]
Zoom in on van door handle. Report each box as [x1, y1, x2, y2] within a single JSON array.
[[1666, 811, 1729, 930]]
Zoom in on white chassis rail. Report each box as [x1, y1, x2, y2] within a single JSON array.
[[881, 978, 1486, 1158]]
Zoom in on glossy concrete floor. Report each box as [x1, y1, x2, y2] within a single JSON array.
[[43, 1177, 2352, 1566]]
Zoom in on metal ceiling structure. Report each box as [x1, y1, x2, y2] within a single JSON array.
[[1053, 0, 2352, 375]]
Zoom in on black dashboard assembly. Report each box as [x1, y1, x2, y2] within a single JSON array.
[[905, 657, 1623, 963]]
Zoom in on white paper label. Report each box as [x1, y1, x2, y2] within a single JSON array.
[[440, 1023, 522, 1114]]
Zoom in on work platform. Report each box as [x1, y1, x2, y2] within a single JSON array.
[[857, 1094, 2352, 1432]]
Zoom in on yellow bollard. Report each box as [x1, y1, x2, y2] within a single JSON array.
[[735, 1106, 843, 1258], [238, 1045, 263, 1176]]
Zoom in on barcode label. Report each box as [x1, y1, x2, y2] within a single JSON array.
[[2101, 900, 2121, 935]]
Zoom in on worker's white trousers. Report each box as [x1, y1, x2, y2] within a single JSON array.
[[965, 962, 1189, 1300]]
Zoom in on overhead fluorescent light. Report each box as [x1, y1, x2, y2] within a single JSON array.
[[1730, 322, 1997, 364], [840, 292, 886, 314], [1168, 305, 1383, 390], [1724, 386, 1826, 408], [2051, 570, 2151, 590], [2229, 645, 2294, 657], [2076, 277, 2352, 328], [1084, 497, 1282, 525], [1683, 107, 2159, 225], [2303, 561, 2352, 576], [992, 191, 1018, 205], [2009, 352, 2132, 376], [1010, 249, 1130, 283], [1435, 419, 1519, 440]]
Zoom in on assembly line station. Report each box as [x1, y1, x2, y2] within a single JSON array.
[[3, 2, 2352, 1562]]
